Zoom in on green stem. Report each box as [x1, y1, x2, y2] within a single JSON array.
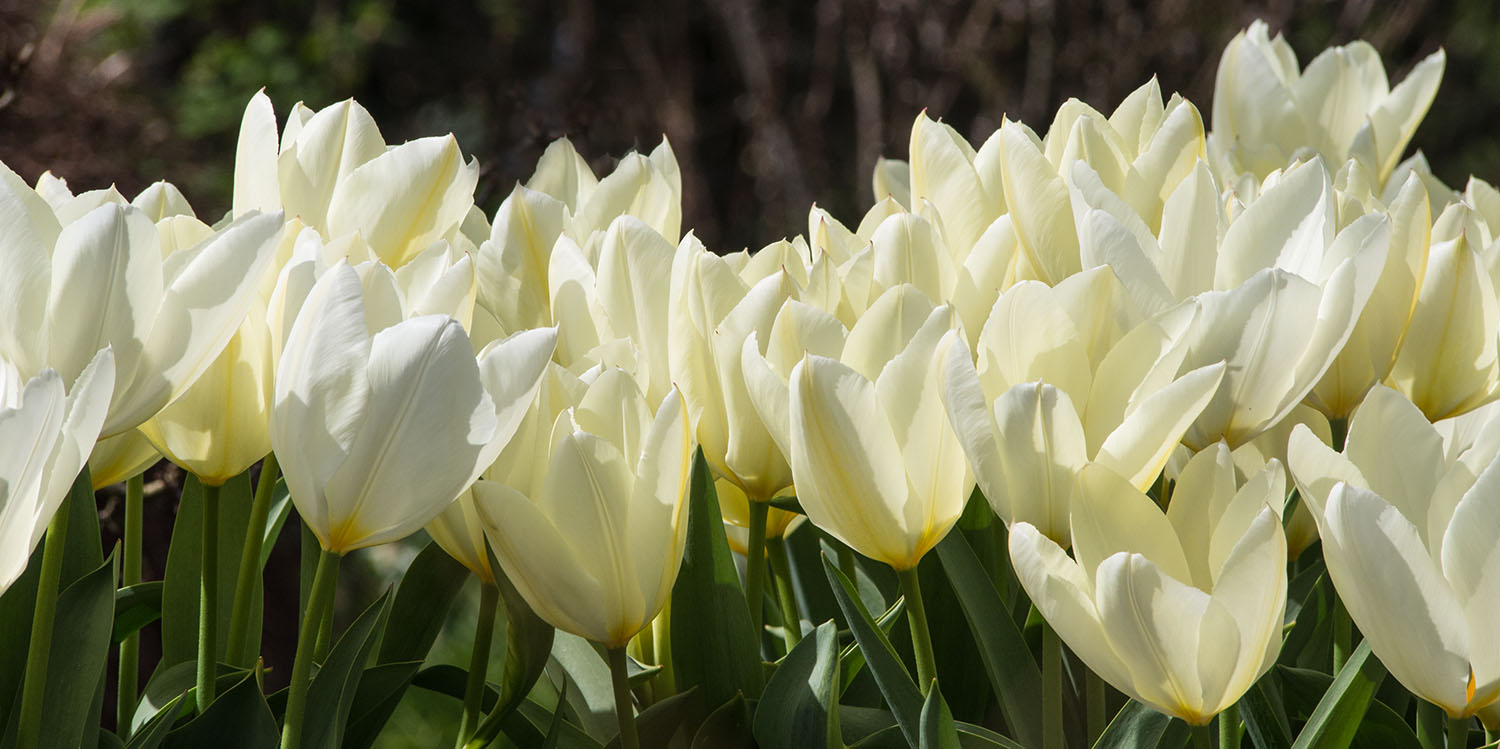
[[1042, 619, 1064, 749], [197, 482, 221, 713], [1449, 713, 1470, 749], [117, 474, 144, 734], [456, 583, 500, 747], [767, 536, 802, 651], [1190, 723, 1212, 749], [744, 500, 769, 642], [281, 549, 341, 749], [1086, 667, 1107, 745], [607, 646, 639, 749], [226, 453, 280, 667], [1219, 703, 1239, 748], [1446, 711, 1470, 747], [1418, 701, 1444, 749], [896, 567, 936, 694], [16, 474, 76, 749]]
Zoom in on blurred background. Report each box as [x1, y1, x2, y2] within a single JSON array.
[[2, 0, 1493, 743], [1, 0, 1493, 254]]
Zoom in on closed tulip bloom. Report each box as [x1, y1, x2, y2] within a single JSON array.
[[1288, 385, 1500, 717], [783, 286, 969, 570], [907, 112, 1005, 255], [87, 430, 161, 490], [0, 163, 284, 439], [271, 260, 555, 553], [473, 367, 694, 648], [1012, 445, 1287, 725], [0, 349, 114, 594]]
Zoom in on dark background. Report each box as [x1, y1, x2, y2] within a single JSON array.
[[3, 0, 1494, 732]]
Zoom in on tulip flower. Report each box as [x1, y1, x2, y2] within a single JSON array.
[[942, 268, 1226, 545], [1287, 385, 1500, 720], [1209, 20, 1445, 188], [907, 113, 1005, 255], [0, 163, 284, 440], [1011, 444, 1287, 726]]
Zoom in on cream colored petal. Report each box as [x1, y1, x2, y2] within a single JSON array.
[[32, 348, 116, 552], [278, 98, 385, 230], [869, 212, 955, 303], [326, 135, 478, 268], [844, 284, 935, 382], [627, 389, 694, 632], [1097, 362, 1225, 492], [1073, 463, 1193, 586], [473, 327, 558, 475], [998, 119, 1080, 284], [1157, 161, 1222, 299], [909, 114, 994, 253], [940, 335, 1006, 517], [594, 217, 675, 404], [1321, 483, 1472, 713], [526, 137, 598, 209], [88, 429, 161, 489], [425, 489, 494, 583], [1166, 443, 1239, 588], [1345, 384, 1444, 527], [574, 366, 654, 467], [1203, 509, 1287, 714], [0, 163, 59, 376], [233, 91, 281, 218], [1284, 424, 1365, 519], [477, 185, 567, 332], [976, 281, 1091, 408], [1215, 159, 1335, 290], [994, 382, 1088, 545]]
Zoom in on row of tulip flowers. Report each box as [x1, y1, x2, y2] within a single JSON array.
[[0, 19, 1491, 748]]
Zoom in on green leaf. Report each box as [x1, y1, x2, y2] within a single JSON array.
[[131, 664, 250, 734], [1240, 673, 1293, 749], [163, 672, 278, 748], [548, 633, 616, 740], [377, 541, 469, 663], [919, 682, 960, 749], [954, 722, 1027, 748], [823, 554, 922, 747], [123, 692, 184, 749], [542, 680, 571, 749], [769, 495, 805, 515], [934, 531, 1043, 746], [1290, 640, 1385, 749], [755, 620, 842, 749], [1093, 700, 1190, 748], [298, 590, 394, 749], [670, 449, 764, 706], [838, 596, 905, 695], [507, 697, 606, 749], [626, 658, 664, 688], [36, 550, 117, 749], [469, 564, 555, 744], [159, 473, 255, 669], [340, 661, 424, 749], [61, 467, 104, 590], [0, 544, 43, 729], [692, 695, 754, 748], [113, 581, 164, 643], [258, 479, 293, 571], [611, 686, 706, 749]]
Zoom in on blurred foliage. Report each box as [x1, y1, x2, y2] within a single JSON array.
[[4, 0, 1499, 251]]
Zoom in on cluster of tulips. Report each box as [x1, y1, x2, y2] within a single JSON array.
[[3, 19, 1496, 748]]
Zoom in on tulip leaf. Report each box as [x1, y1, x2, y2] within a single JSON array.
[[464, 567, 557, 748], [257, 478, 293, 571], [838, 596, 905, 694], [754, 619, 842, 749], [934, 530, 1043, 747], [1240, 673, 1293, 749], [510, 696, 605, 749], [691, 694, 754, 748], [161, 671, 277, 748], [548, 632, 617, 739], [123, 692, 184, 749], [0, 544, 43, 726], [670, 449, 765, 706], [1093, 700, 1191, 748], [823, 554, 923, 747], [605, 686, 706, 748], [376, 541, 469, 663], [769, 495, 806, 515], [919, 681, 961, 749], [340, 661, 424, 749], [1289, 640, 1385, 749], [132, 663, 252, 734], [35, 549, 116, 749], [626, 658, 664, 687], [541, 680, 571, 749], [297, 589, 394, 749], [159, 472, 257, 669], [113, 581, 164, 643], [61, 467, 105, 590]]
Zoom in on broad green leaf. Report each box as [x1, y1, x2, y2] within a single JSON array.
[[542, 680, 571, 749], [131, 664, 250, 734], [123, 692, 184, 749], [0, 545, 43, 731], [839, 596, 905, 694], [1241, 672, 1293, 749], [692, 694, 754, 748], [258, 479, 293, 570], [919, 682, 960, 749], [1290, 640, 1385, 749], [626, 658, 664, 687], [36, 549, 116, 749], [340, 661, 424, 749], [507, 697, 606, 749], [755, 620, 842, 749], [298, 590, 394, 749], [61, 467, 104, 590], [160, 472, 255, 669], [934, 530, 1043, 746], [769, 495, 806, 514], [376, 541, 469, 663], [548, 633, 616, 740], [1093, 700, 1190, 748], [823, 554, 922, 746], [113, 581, 164, 643], [162, 672, 278, 748], [670, 449, 765, 706]]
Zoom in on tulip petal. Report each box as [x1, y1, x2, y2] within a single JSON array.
[[993, 382, 1087, 543], [1074, 463, 1193, 586]]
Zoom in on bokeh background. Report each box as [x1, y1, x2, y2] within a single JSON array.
[[1, 0, 1494, 743]]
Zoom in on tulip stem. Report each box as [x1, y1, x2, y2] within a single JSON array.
[[1448, 714, 1469, 749], [456, 582, 500, 747], [1190, 723, 1212, 749], [16, 471, 79, 749], [117, 473, 145, 734], [197, 481, 222, 713], [1219, 703, 1239, 748], [281, 548, 340, 749], [1042, 619, 1064, 749], [744, 500, 770, 644], [607, 645, 640, 749], [768, 536, 802, 651], [1086, 668, 1107, 745], [896, 567, 936, 694], [226, 453, 281, 667]]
